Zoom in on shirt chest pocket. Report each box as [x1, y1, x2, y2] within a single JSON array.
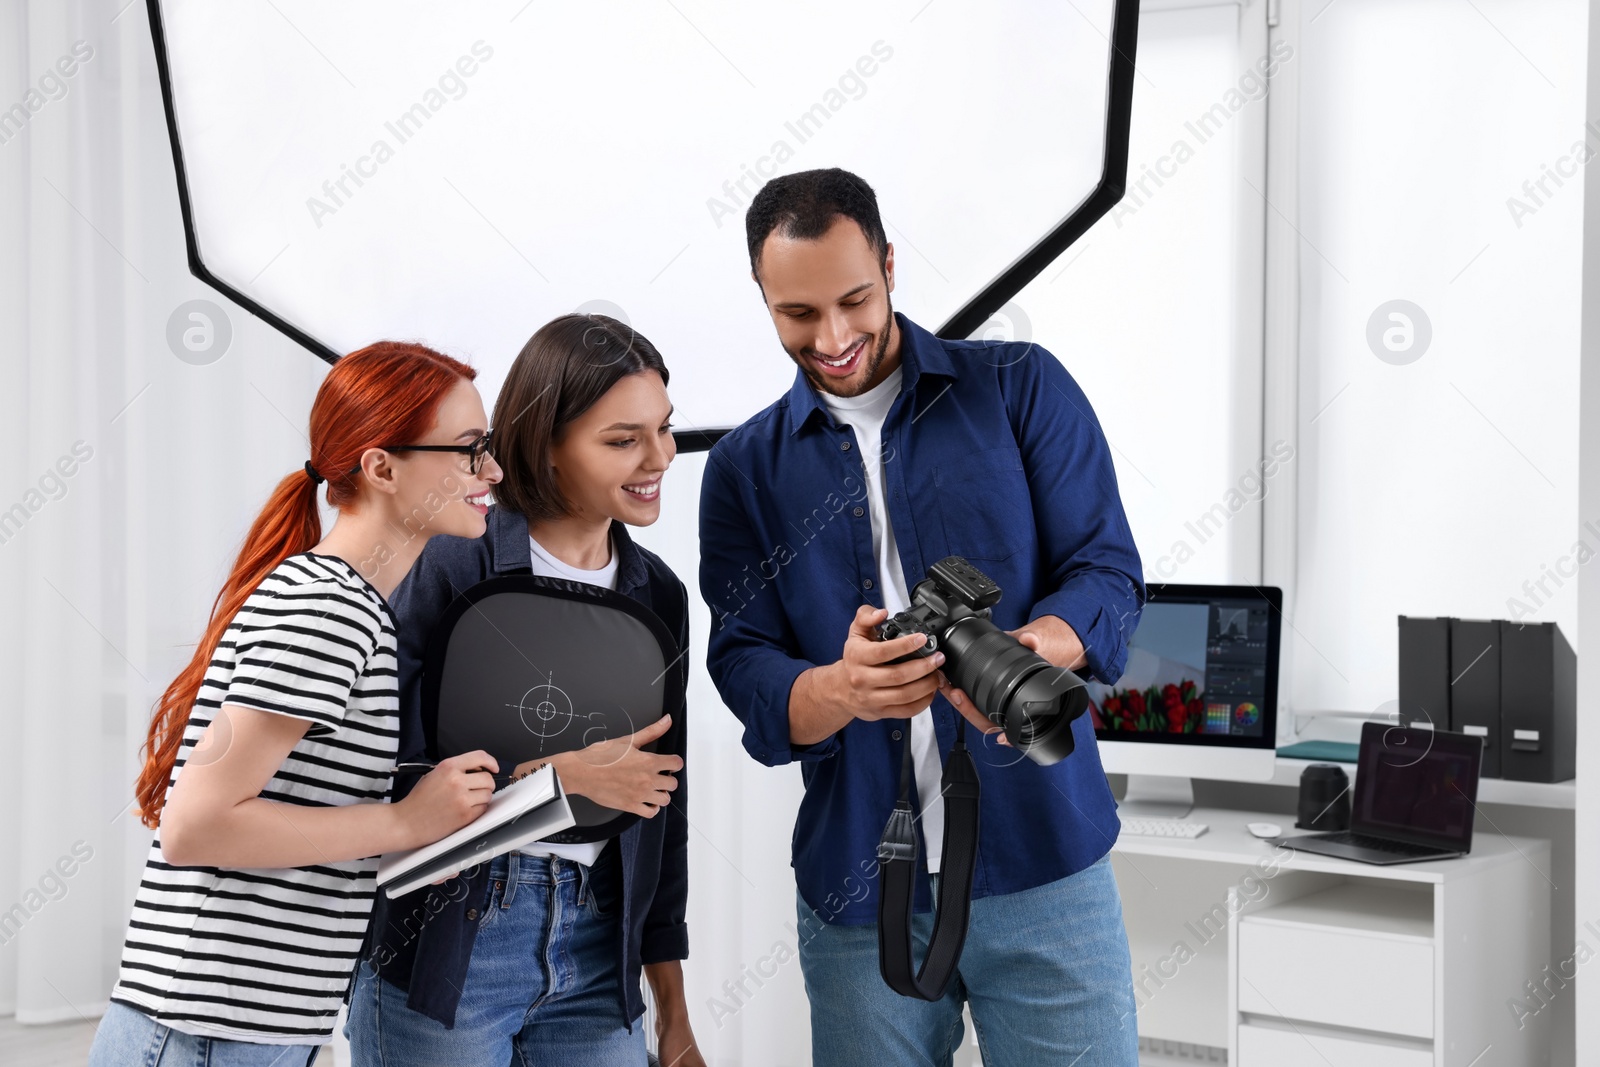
[[932, 446, 1032, 562]]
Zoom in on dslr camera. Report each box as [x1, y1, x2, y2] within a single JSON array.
[[876, 556, 1089, 765]]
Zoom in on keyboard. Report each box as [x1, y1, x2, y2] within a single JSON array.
[[1120, 817, 1209, 839]]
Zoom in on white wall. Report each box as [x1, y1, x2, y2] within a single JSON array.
[[1573, 0, 1600, 1057], [1291, 0, 1586, 719]]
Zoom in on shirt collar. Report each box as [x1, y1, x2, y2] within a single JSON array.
[[784, 312, 957, 437], [487, 506, 648, 593]]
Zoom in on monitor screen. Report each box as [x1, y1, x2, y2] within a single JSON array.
[[1352, 722, 1481, 850], [1089, 584, 1281, 749]]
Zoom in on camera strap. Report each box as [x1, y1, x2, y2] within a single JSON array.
[[877, 718, 981, 1000]]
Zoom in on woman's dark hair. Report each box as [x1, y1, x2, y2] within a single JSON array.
[[492, 314, 670, 521], [745, 167, 889, 280]]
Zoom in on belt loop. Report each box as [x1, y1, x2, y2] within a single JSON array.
[[501, 852, 519, 908], [575, 856, 591, 907]]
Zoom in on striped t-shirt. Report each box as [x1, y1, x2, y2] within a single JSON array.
[[110, 552, 399, 1044]]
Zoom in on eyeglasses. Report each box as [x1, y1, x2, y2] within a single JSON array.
[[345, 430, 495, 477]]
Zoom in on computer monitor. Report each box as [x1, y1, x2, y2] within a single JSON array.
[[1092, 584, 1283, 816]]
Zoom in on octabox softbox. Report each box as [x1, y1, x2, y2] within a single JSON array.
[[146, 0, 1139, 443], [421, 576, 684, 843]]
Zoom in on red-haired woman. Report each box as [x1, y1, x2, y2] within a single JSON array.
[[90, 343, 506, 1066]]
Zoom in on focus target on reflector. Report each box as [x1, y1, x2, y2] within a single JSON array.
[[420, 576, 684, 843]]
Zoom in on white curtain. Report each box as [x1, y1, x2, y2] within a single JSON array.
[[0, 0, 325, 1029]]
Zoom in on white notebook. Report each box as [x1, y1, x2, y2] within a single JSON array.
[[376, 766, 576, 898]]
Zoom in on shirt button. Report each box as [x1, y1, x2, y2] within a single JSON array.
[[466, 908, 479, 921], [840, 440, 852, 451], [892, 730, 903, 741], [853, 506, 865, 517], [863, 578, 874, 590]]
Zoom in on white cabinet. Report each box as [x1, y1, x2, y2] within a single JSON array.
[[1237, 889, 1434, 1039], [1108, 808, 1552, 1066], [1237, 1021, 1432, 1067], [1226, 848, 1549, 1065]]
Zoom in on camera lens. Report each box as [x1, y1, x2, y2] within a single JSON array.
[[937, 616, 1088, 765], [1003, 667, 1089, 764]]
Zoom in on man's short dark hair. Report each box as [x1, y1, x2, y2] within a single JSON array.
[[745, 168, 889, 279]]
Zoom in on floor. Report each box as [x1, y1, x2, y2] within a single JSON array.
[[0, 1016, 98, 1066], [0, 1015, 336, 1066], [0, 1014, 1216, 1064]]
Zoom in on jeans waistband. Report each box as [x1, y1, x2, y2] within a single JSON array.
[[487, 850, 590, 887]]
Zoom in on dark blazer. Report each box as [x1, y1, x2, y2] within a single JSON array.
[[362, 506, 690, 1029]]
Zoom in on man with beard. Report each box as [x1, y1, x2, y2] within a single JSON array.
[[698, 168, 1144, 1066]]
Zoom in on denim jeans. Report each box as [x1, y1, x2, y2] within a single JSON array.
[[345, 851, 644, 1066], [88, 1002, 320, 1067], [796, 854, 1139, 1067]]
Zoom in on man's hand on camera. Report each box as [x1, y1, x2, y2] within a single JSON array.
[[830, 605, 945, 721], [788, 605, 946, 746], [935, 670, 1012, 745], [1013, 614, 1089, 672]]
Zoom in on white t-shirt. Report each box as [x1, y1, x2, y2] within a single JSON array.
[[819, 367, 947, 872], [519, 531, 617, 866], [110, 553, 399, 1044]]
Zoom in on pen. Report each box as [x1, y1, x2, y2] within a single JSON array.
[[392, 760, 518, 788]]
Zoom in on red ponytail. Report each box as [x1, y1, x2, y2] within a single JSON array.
[[135, 342, 476, 828]]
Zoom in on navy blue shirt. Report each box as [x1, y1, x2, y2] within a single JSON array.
[[698, 313, 1143, 926], [362, 508, 690, 1028]]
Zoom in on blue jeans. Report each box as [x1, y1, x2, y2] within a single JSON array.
[[797, 855, 1139, 1067], [345, 852, 644, 1066], [89, 1002, 319, 1066]]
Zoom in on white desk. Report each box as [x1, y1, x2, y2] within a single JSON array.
[[1110, 807, 1551, 1065]]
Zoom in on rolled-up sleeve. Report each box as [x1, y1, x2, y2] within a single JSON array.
[[698, 448, 837, 767], [1003, 348, 1146, 684]]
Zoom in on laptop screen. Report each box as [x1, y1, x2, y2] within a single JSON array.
[[1352, 722, 1482, 851]]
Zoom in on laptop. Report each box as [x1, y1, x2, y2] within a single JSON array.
[[1281, 721, 1483, 865]]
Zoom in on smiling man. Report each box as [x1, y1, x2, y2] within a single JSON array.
[[697, 168, 1146, 1065]]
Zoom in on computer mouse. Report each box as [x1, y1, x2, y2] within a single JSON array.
[[1247, 822, 1283, 839]]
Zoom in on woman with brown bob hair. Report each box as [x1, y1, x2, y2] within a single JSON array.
[[349, 315, 704, 1065]]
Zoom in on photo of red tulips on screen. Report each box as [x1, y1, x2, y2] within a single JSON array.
[[1093, 679, 1205, 733], [1087, 601, 1216, 734]]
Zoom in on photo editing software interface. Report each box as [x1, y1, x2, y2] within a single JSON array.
[[1089, 597, 1272, 738]]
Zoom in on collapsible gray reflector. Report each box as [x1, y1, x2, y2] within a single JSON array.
[[421, 576, 684, 843]]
